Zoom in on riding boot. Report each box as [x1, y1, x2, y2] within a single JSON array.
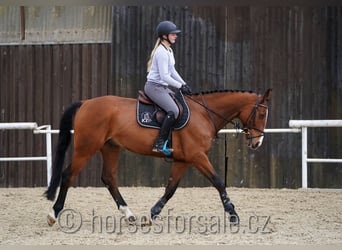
[[152, 111, 176, 152]]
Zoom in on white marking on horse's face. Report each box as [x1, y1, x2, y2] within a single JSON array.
[[252, 105, 268, 149], [258, 135, 264, 147], [249, 136, 264, 150]]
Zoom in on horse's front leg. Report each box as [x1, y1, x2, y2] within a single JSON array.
[[211, 174, 239, 224], [150, 161, 189, 220], [192, 152, 240, 224]]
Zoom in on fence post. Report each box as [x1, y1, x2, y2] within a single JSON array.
[[34, 125, 53, 186], [46, 125, 52, 186], [301, 127, 308, 188]]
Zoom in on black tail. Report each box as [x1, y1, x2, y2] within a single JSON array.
[[45, 102, 82, 201]]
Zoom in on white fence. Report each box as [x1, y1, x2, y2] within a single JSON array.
[[0, 123, 53, 186], [0, 120, 341, 188], [289, 120, 342, 188]]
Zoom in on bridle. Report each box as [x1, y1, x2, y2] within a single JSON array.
[[186, 93, 269, 139], [242, 100, 268, 141]]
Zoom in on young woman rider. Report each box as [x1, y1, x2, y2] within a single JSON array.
[[144, 20, 192, 153]]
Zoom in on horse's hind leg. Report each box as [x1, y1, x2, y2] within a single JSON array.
[[48, 153, 91, 225], [100, 141, 135, 222]]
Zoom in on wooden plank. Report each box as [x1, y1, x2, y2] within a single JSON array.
[[1, 6, 342, 187], [23, 45, 33, 186], [52, 45, 63, 128], [62, 44, 73, 106], [71, 44, 81, 102], [81, 44, 90, 99], [32, 45, 45, 186], [0, 46, 10, 187]]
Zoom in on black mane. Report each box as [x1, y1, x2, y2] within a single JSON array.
[[190, 89, 255, 96]]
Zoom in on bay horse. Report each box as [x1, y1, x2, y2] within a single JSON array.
[[45, 88, 272, 226]]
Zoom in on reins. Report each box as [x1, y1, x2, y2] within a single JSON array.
[[200, 94, 220, 134], [185, 93, 241, 135], [185, 92, 268, 138]]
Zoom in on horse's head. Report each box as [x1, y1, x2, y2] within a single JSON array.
[[240, 89, 272, 150]]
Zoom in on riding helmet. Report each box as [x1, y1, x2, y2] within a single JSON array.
[[156, 21, 181, 37]]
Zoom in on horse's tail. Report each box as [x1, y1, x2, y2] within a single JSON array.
[[45, 101, 83, 201]]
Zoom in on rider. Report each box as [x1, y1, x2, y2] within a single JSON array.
[[145, 20, 192, 153]]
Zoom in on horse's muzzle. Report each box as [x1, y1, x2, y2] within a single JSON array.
[[247, 135, 264, 150]]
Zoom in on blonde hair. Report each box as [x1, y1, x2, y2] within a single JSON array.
[[147, 38, 161, 72]]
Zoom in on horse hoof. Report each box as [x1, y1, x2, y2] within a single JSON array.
[[127, 215, 136, 224], [230, 214, 240, 225], [141, 215, 152, 227], [47, 213, 56, 226]]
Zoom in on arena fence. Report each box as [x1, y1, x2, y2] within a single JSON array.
[[0, 120, 341, 188], [289, 120, 342, 188], [0, 122, 52, 186]]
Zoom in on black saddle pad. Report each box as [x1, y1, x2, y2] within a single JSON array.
[[136, 91, 190, 130]]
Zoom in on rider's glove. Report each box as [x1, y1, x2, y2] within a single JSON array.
[[180, 84, 192, 95]]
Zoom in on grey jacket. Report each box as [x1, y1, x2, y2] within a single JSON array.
[[147, 44, 186, 89]]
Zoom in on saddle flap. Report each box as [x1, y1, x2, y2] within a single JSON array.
[[136, 90, 190, 131], [138, 90, 183, 119]]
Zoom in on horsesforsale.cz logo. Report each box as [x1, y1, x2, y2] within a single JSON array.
[[57, 208, 272, 234], [141, 112, 153, 123]]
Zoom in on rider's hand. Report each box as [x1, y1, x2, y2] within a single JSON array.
[[180, 84, 192, 95]]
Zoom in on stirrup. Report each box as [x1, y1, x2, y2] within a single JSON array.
[[162, 140, 173, 156], [152, 140, 173, 156]]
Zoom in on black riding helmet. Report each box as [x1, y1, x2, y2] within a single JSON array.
[[157, 21, 181, 38]]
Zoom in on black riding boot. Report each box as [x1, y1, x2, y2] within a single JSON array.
[[152, 111, 176, 152]]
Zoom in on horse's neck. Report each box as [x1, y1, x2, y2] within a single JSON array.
[[198, 92, 257, 129]]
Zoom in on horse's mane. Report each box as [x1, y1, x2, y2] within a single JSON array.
[[190, 89, 255, 96]]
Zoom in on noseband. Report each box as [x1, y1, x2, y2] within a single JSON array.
[[242, 100, 268, 140]]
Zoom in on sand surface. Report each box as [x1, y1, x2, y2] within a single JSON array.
[[1, 187, 341, 245]]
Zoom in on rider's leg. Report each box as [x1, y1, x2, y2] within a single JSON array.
[[152, 111, 176, 152], [144, 82, 180, 118], [144, 82, 180, 153]]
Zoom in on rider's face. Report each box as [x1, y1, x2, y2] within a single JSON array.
[[164, 33, 177, 44]]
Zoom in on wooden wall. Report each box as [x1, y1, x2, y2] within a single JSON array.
[[1, 6, 341, 188]]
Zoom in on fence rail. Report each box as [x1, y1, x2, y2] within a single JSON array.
[[0, 123, 52, 186], [289, 120, 342, 188], [1, 120, 341, 188]]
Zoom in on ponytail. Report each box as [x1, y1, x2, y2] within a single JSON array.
[[147, 38, 161, 72]]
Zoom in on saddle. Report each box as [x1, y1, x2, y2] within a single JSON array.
[[136, 90, 190, 130]]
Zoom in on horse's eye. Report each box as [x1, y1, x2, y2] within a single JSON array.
[[258, 114, 265, 120]]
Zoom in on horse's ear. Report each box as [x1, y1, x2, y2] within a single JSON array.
[[261, 88, 272, 103]]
